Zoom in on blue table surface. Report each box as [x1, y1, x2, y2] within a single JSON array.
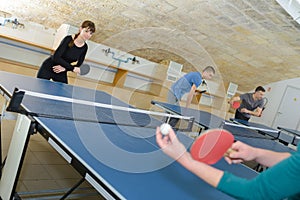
[[0, 72, 258, 200], [0, 71, 129, 107]]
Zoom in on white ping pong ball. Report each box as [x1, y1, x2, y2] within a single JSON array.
[[160, 123, 171, 135]]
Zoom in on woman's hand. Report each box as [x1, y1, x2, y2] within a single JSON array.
[[156, 127, 225, 188], [52, 65, 66, 73], [224, 141, 257, 164], [73, 67, 80, 74], [156, 127, 188, 161]]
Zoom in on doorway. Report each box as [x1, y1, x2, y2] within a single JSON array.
[[272, 86, 300, 129]]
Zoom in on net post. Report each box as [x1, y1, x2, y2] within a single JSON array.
[[6, 88, 27, 115], [185, 117, 194, 132]]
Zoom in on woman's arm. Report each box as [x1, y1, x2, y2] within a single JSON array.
[[220, 148, 299, 200], [156, 127, 290, 186], [52, 36, 75, 71], [156, 127, 298, 200], [178, 151, 224, 187], [156, 127, 223, 187], [76, 46, 88, 67], [226, 141, 291, 167], [73, 46, 88, 74], [254, 148, 290, 167]]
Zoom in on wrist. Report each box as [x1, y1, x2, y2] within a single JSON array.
[[252, 147, 261, 162], [177, 152, 193, 167]]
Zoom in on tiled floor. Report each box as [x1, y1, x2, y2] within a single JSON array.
[[1, 118, 105, 199]]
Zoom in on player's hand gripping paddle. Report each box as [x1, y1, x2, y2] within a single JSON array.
[[80, 63, 90, 75], [190, 129, 234, 165], [232, 101, 241, 109]]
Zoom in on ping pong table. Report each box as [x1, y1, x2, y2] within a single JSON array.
[[151, 100, 224, 130], [0, 71, 258, 200], [221, 121, 294, 153], [152, 101, 294, 153], [277, 126, 300, 146], [229, 118, 280, 139]]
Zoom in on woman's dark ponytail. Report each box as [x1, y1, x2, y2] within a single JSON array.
[[68, 33, 80, 48]]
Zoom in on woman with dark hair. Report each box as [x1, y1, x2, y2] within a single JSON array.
[[37, 20, 96, 83]]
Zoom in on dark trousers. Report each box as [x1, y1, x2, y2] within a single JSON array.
[[235, 110, 250, 121], [166, 91, 180, 128]]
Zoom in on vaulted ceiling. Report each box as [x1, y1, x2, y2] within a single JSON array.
[[1, 0, 300, 92]]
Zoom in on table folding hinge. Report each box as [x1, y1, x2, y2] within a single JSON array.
[[28, 120, 38, 135]]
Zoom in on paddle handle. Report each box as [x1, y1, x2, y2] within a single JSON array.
[[223, 148, 236, 157]]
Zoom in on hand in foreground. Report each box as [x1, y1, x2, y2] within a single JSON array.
[[52, 65, 66, 73], [224, 141, 257, 164], [156, 127, 188, 161]]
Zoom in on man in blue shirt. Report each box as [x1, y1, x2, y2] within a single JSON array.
[[167, 66, 215, 127]]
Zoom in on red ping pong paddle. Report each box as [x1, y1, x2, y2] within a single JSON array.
[[232, 101, 241, 109], [190, 129, 234, 165]]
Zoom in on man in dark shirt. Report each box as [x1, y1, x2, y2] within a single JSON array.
[[229, 86, 265, 121]]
